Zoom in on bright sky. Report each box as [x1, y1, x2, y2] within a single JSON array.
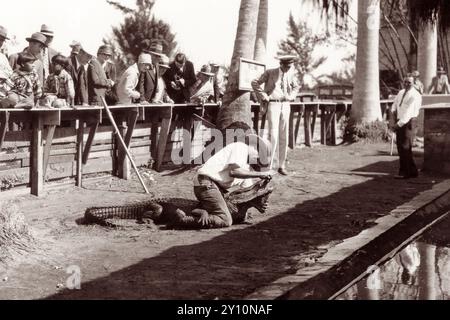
[[0, 0, 356, 73]]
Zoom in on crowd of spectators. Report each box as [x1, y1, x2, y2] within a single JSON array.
[[0, 24, 227, 109]]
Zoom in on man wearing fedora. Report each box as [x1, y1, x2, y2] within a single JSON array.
[[86, 48, 113, 106], [152, 54, 173, 104], [9, 32, 47, 86], [172, 133, 273, 229], [68, 41, 81, 79], [163, 52, 197, 104], [74, 48, 93, 106], [252, 55, 300, 176], [138, 41, 163, 104], [97, 45, 117, 104], [429, 66, 450, 94], [40, 24, 59, 80]]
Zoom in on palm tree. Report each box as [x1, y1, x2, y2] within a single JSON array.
[[216, 0, 260, 131], [352, 0, 382, 122], [254, 0, 269, 62]]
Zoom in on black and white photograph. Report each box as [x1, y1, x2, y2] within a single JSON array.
[[1, 0, 450, 307]]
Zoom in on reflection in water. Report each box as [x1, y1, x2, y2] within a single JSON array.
[[338, 217, 450, 300]]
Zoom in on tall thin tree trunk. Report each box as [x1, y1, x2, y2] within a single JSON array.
[[351, 0, 382, 123], [254, 0, 268, 62], [418, 22, 438, 92], [217, 0, 260, 131]]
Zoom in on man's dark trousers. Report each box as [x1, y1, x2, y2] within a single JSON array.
[[396, 119, 418, 178]]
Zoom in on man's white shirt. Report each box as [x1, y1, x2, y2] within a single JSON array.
[[391, 88, 422, 127], [196, 142, 254, 189]]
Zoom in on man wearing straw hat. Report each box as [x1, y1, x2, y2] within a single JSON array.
[[138, 40, 163, 104], [252, 55, 300, 176], [9, 32, 47, 86], [152, 54, 173, 104], [173, 133, 273, 229], [39, 24, 59, 79], [189, 64, 215, 104]]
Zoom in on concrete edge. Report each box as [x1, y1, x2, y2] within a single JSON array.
[[246, 179, 450, 300]]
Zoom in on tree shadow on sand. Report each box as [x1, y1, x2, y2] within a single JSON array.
[[45, 158, 445, 300]]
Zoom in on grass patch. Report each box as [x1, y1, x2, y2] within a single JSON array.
[[343, 119, 391, 144], [0, 201, 35, 264]]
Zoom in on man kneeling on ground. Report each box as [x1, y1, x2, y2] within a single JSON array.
[[175, 133, 274, 229]]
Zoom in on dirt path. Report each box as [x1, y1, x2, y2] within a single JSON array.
[[0, 143, 442, 299]]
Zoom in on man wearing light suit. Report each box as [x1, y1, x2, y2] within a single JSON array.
[[252, 55, 300, 176]]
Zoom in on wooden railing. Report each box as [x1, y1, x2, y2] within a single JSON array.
[[0, 100, 393, 196]]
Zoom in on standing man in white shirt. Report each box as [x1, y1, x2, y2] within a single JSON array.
[[116, 53, 152, 104], [252, 55, 300, 176], [390, 75, 422, 179]]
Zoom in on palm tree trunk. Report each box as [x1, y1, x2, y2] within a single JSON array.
[[217, 0, 260, 131], [418, 22, 437, 92], [351, 0, 382, 123], [254, 0, 268, 62]]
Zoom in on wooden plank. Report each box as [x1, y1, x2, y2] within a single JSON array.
[[119, 110, 139, 180], [0, 111, 10, 150], [30, 115, 43, 196], [43, 125, 56, 177]]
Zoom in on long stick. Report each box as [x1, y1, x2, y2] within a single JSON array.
[[101, 97, 150, 194]]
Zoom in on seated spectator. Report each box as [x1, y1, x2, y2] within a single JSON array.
[[163, 52, 196, 103], [1, 52, 42, 109], [428, 66, 450, 94], [42, 54, 75, 108], [190, 65, 215, 104], [116, 53, 153, 104], [152, 55, 173, 104]]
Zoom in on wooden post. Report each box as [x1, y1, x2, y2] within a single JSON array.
[[30, 114, 44, 196], [82, 121, 99, 165], [150, 113, 159, 160], [0, 111, 9, 150], [76, 120, 84, 187], [155, 106, 173, 172], [294, 105, 304, 147], [289, 105, 295, 149], [43, 125, 56, 178], [118, 110, 138, 180], [304, 108, 312, 147]]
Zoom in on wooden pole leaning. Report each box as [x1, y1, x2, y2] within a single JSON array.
[[100, 97, 150, 194]]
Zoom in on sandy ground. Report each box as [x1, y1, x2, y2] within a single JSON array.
[[0, 142, 443, 300]]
